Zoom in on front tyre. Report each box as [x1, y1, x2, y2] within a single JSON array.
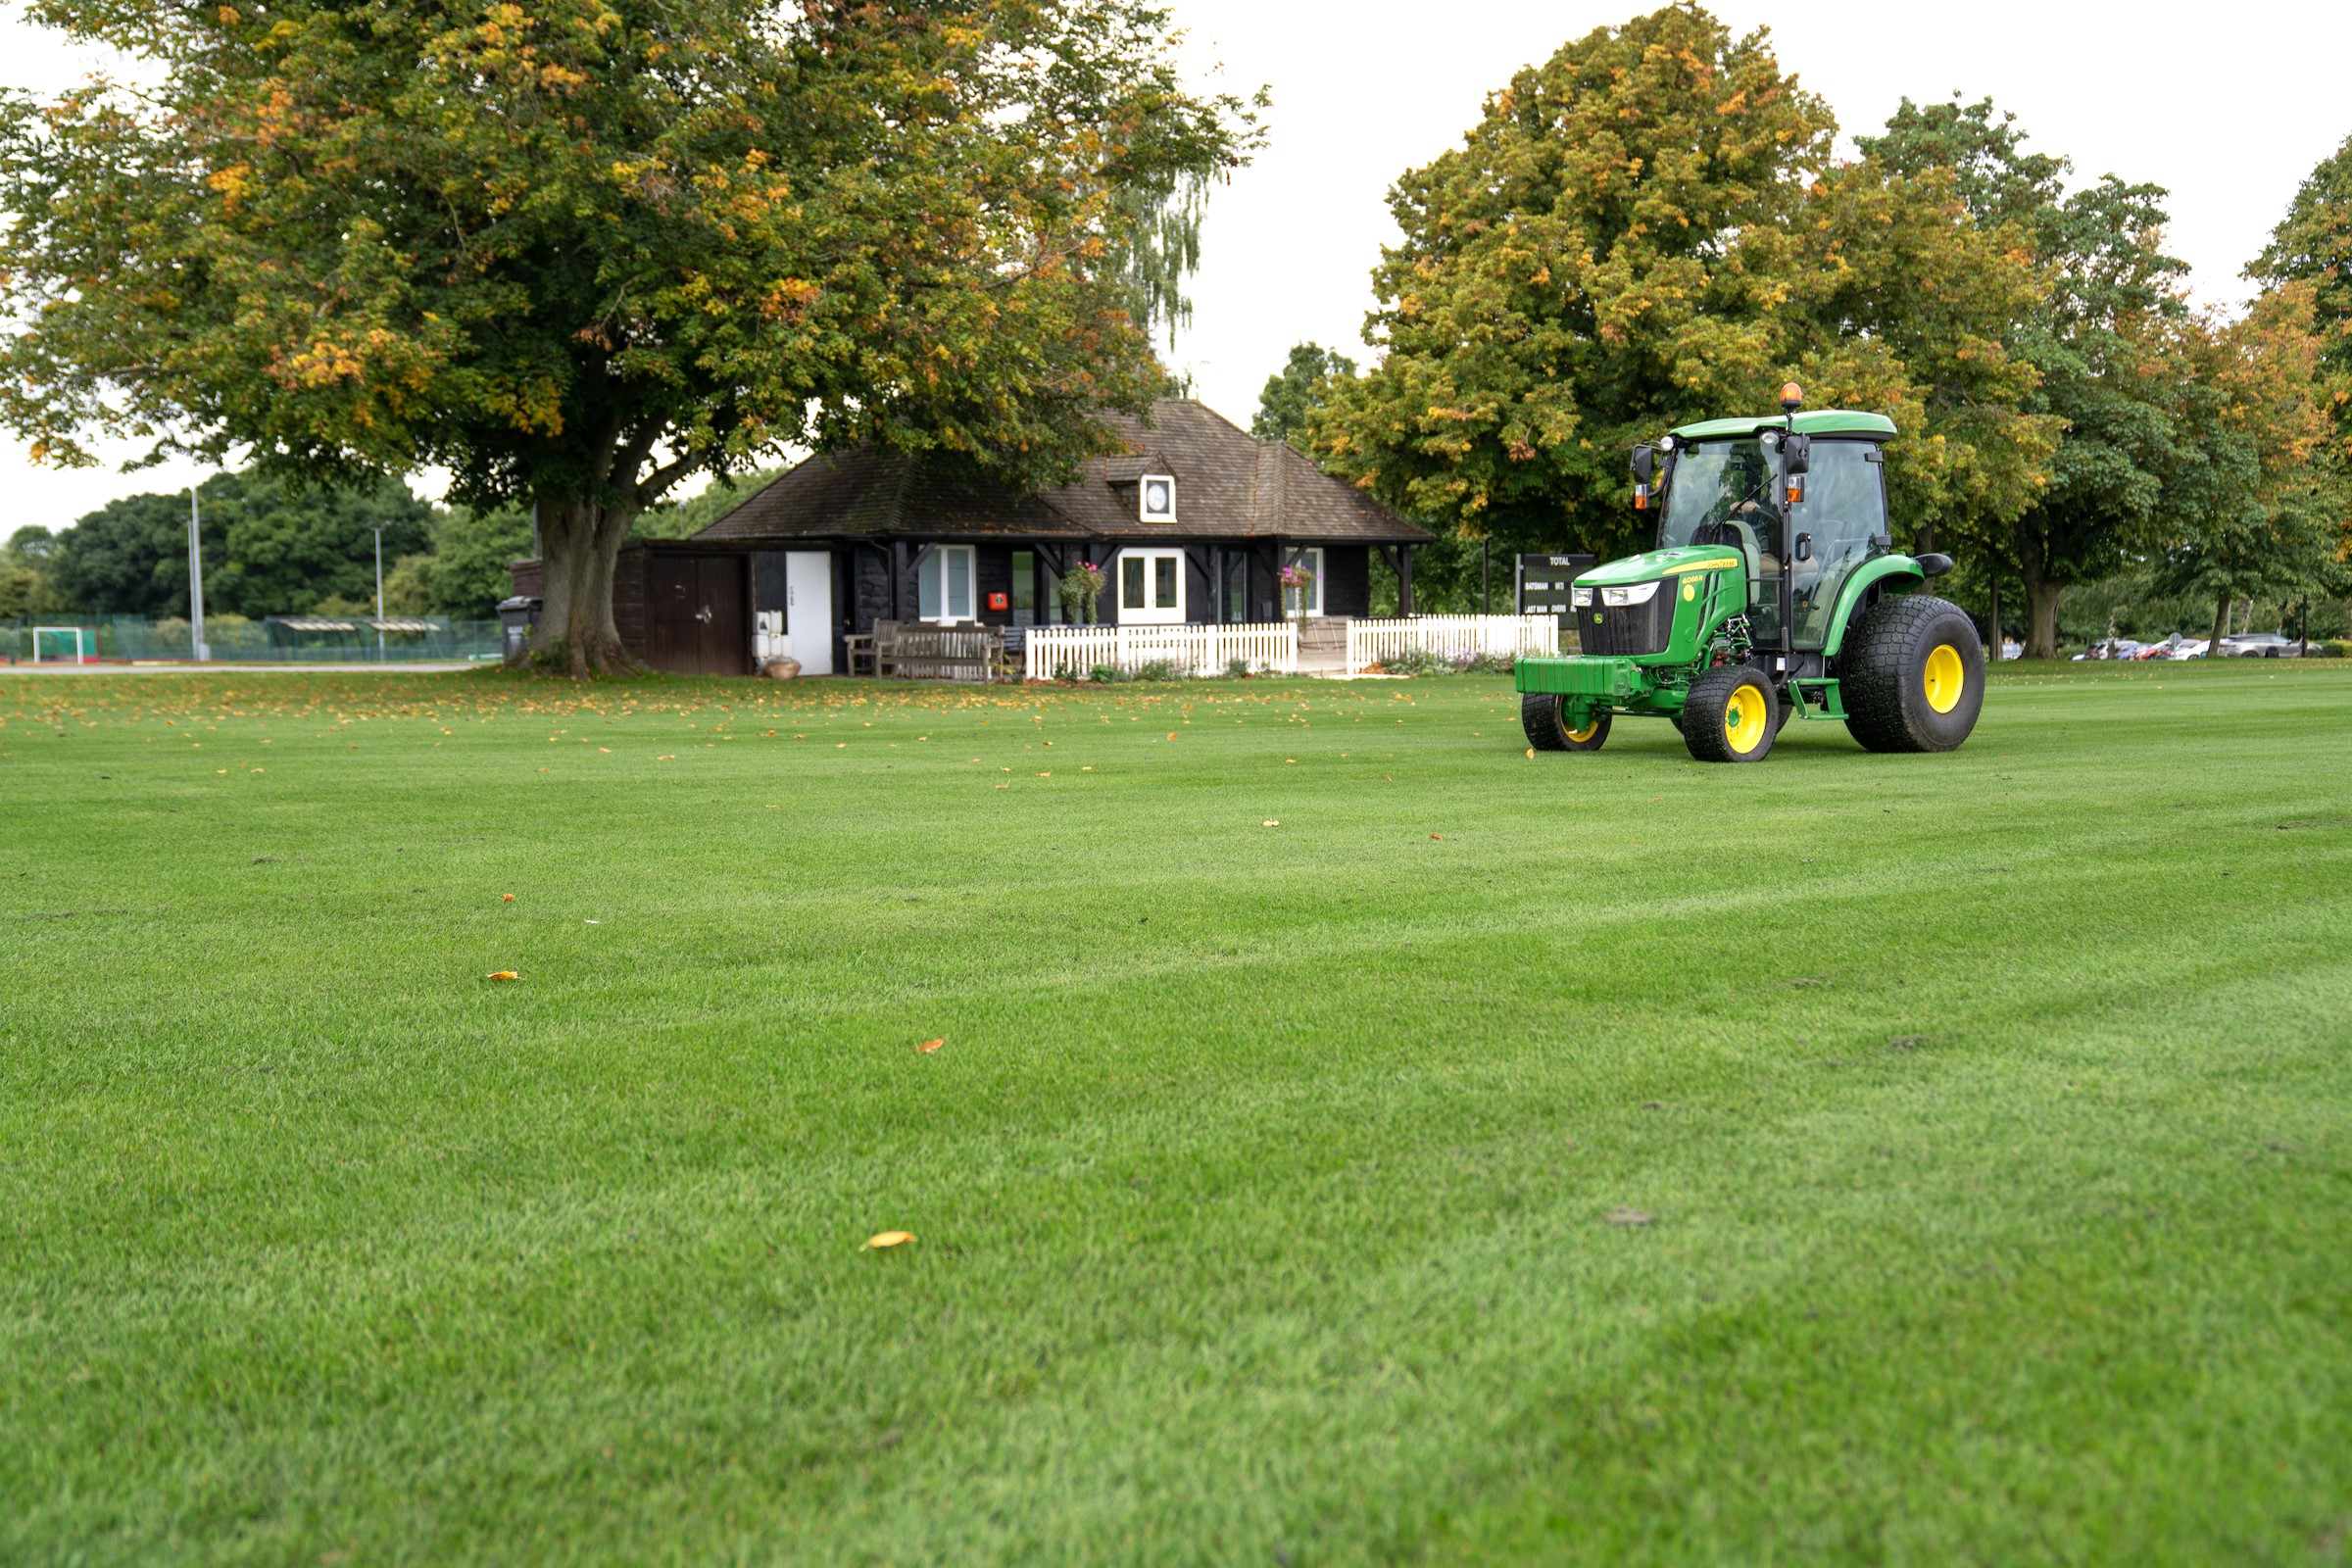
[[1842, 595, 1985, 753], [1683, 666, 1779, 762], [1522, 694, 1611, 752]]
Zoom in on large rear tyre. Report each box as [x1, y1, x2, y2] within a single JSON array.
[[1683, 665, 1778, 763], [1522, 694, 1611, 752], [1842, 595, 1984, 753]]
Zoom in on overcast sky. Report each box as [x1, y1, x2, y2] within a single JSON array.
[[5, 0, 2348, 545]]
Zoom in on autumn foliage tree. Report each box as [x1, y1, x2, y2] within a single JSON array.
[[0, 0, 1256, 673], [2149, 284, 2351, 643], [2253, 130, 2352, 461], [1305, 4, 2054, 570]]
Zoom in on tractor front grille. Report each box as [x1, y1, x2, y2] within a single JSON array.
[[1577, 588, 1676, 657]]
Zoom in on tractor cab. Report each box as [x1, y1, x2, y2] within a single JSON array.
[[1517, 386, 1982, 763], [1650, 411, 1895, 653]]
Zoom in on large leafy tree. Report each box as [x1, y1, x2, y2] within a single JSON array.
[[1306, 5, 2051, 569], [0, 527, 68, 617], [208, 476, 435, 615], [1251, 343, 1355, 445], [384, 506, 540, 618], [42, 473, 431, 615], [47, 493, 209, 617], [2149, 283, 2350, 643], [0, 0, 1256, 673], [2252, 130, 2352, 458], [1862, 98, 2191, 658]]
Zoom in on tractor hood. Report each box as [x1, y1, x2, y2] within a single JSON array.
[[1576, 546, 1743, 588]]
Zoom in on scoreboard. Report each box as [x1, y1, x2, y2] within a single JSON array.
[[1515, 553, 1595, 629]]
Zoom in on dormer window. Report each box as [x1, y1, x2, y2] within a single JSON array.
[[1140, 474, 1176, 522]]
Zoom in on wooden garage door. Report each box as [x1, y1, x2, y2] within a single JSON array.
[[648, 556, 748, 676]]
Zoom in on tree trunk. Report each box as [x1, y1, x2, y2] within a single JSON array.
[[523, 493, 642, 676], [2210, 589, 2231, 654], [1986, 578, 2003, 665], [2017, 536, 2062, 661]]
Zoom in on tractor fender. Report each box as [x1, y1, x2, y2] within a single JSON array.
[[1822, 557, 1929, 658]]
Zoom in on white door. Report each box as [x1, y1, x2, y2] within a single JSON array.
[[785, 551, 834, 674], [1116, 548, 1186, 625], [1283, 547, 1324, 618]]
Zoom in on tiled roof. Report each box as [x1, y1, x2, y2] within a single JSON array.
[[693, 399, 1432, 546]]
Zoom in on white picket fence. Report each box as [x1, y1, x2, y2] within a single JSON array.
[[1024, 621, 1298, 680], [1345, 613, 1559, 673]]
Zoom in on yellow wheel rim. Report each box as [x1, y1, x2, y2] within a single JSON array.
[[1923, 644, 1964, 713], [1723, 682, 1768, 754], [1567, 719, 1599, 744]]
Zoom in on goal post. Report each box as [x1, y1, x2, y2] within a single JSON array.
[[30, 626, 91, 664]]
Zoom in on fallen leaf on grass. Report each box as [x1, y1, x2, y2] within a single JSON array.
[[502, 893, 514, 903], [1262, 819, 1279, 828], [1526, 748, 1536, 759], [1430, 833, 1443, 841], [867, 1231, 915, 1250], [1606, 1208, 1652, 1227], [486, 970, 519, 982], [915, 1037, 945, 1054]]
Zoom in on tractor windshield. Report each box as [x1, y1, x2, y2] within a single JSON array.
[[1659, 436, 1785, 643], [1659, 438, 1783, 552]]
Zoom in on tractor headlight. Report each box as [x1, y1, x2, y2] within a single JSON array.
[[1571, 587, 1594, 609], [1601, 581, 1662, 607]]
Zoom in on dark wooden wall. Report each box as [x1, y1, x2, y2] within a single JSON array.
[[853, 549, 893, 630], [976, 546, 1016, 627], [612, 550, 649, 654], [1322, 546, 1371, 618]]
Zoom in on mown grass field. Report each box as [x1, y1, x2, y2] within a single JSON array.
[[3, 660, 2349, 1566]]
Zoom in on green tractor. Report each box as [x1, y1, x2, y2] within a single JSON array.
[[1516, 385, 1984, 762]]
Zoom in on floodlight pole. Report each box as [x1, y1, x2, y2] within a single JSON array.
[[188, 485, 210, 662], [370, 523, 389, 662]]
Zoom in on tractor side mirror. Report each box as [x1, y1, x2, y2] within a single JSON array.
[[1794, 533, 1813, 563], [1630, 444, 1655, 511], [1782, 434, 1810, 475]]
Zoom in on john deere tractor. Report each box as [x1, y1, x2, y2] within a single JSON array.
[[1517, 385, 1984, 763]]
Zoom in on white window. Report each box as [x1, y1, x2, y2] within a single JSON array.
[[1282, 547, 1324, 618], [917, 545, 975, 623], [1116, 548, 1185, 625]]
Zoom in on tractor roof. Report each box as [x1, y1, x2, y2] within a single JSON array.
[[1670, 410, 1897, 441]]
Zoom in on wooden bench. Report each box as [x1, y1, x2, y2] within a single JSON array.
[[874, 622, 1004, 682], [843, 629, 881, 678]]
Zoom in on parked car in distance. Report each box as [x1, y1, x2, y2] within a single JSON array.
[[2075, 639, 2147, 661], [2164, 639, 2210, 660], [2219, 632, 2301, 659]]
